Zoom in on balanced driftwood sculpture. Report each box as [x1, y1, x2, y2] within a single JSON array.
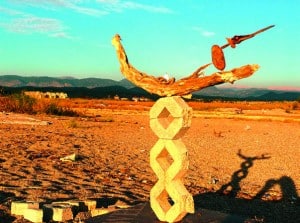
[[111, 25, 274, 222]]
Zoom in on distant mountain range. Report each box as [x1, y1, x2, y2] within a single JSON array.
[[0, 75, 299, 101], [193, 86, 300, 101], [0, 75, 134, 88]]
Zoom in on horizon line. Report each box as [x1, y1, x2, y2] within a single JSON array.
[[0, 74, 300, 92]]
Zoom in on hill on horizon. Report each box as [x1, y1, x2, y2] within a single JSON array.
[[0, 75, 299, 101]]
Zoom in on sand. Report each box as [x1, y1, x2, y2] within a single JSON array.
[[0, 105, 299, 222]]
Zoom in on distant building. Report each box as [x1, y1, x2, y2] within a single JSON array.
[[24, 91, 68, 99], [139, 97, 150, 102], [132, 97, 139, 102], [131, 96, 151, 102]]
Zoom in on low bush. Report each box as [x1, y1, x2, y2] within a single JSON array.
[[0, 93, 36, 114], [291, 101, 299, 110], [45, 103, 79, 117], [0, 93, 79, 116]]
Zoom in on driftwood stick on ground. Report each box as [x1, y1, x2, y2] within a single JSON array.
[[112, 34, 259, 97]]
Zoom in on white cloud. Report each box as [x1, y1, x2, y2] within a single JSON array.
[[6, 0, 173, 17], [202, 30, 215, 37], [9, 0, 108, 17], [0, 6, 23, 16], [8, 0, 68, 8], [192, 26, 215, 37], [96, 0, 174, 14], [0, 4, 64, 34], [69, 4, 108, 17], [0, 5, 75, 38], [5, 16, 64, 34], [1, 1, 174, 38]]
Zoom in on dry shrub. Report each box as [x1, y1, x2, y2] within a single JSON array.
[[291, 101, 299, 110], [0, 93, 79, 116], [32, 98, 52, 112], [0, 96, 10, 112], [36, 98, 80, 116], [0, 93, 36, 114], [44, 103, 79, 116]]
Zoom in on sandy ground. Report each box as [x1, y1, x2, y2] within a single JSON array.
[[0, 107, 299, 222]]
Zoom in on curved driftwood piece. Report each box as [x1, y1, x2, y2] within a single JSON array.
[[112, 34, 259, 97]]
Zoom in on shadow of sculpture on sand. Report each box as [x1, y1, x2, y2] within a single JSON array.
[[217, 149, 270, 197], [193, 150, 300, 223], [254, 176, 299, 202]]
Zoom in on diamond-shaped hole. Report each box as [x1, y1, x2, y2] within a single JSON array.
[[157, 189, 174, 213], [158, 107, 174, 129], [156, 148, 174, 172]]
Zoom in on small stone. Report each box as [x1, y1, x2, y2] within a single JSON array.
[[23, 208, 43, 223], [245, 125, 251, 130], [60, 153, 77, 162], [43, 203, 73, 222], [211, 177, 219, 184], [11, 201, 40, 216], [74, 211, 92, 222], [83, 200, 97, 211], [114, 200, 131, 209], [91, 207, 115, 217]]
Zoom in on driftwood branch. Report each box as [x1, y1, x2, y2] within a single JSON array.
[[112, 34, 259, 97]]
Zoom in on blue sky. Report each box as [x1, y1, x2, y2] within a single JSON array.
[[0, 0, 299, 90]]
